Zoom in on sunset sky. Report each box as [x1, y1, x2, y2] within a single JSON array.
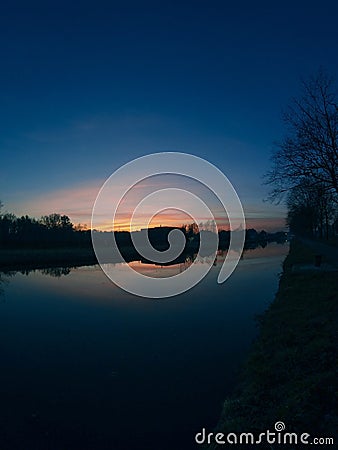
[[1, 1, 338, 231]]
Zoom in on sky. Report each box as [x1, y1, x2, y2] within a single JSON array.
[[1, 0, 338, 231]]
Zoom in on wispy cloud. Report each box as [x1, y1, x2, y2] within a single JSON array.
[[8, 174, 286, 232], [12, 181, 103, 226]]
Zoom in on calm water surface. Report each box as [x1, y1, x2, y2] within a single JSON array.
[[0, 243, 288, 450]]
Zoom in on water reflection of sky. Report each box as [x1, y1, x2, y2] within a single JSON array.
[[0, 243, 289, 450], [0, 243, 289, 305]]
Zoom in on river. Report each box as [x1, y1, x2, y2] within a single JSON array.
[[0, 242, 289, 450]]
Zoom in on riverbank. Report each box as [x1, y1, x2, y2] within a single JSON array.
[[0, 245, 191, 271], [0, 240, 281, 272], [207, 239, 337, 448], [0, 247, 98, 271], [0, 242, 203, 271]]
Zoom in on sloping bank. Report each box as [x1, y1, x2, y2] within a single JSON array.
[[205, 239, 337, 449]]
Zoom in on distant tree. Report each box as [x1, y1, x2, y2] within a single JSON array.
[[0, 207, 92, 248], [265, 69, 338, 202], [0, 212, 16, 246], [40, 213, 62, 229], [40, 213, 73, 230], [259, 230, 268, 240], [246, 228, 258, 241], [60, 215, 73, 230], [287, 178, 337, 237], [74, 223, 88, 231], [184, 223, 199, 237]]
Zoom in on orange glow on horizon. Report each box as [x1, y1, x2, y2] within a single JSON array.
[[11, 181, 287, 233], [93, 216, 286, 233], [94, 208, 231, 232]]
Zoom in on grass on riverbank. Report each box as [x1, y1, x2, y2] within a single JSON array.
[[208, 239, 337, 448], [314, 236, 338, 248]]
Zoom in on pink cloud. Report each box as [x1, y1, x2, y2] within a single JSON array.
[[9, 176, 286, 233]]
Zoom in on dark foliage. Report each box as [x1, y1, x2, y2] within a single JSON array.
[[265, 69, 338, 202], [0, 212, 91, 249]]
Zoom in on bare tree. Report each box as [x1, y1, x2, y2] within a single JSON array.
[[265, 69, 338, 202], [287, 178, 337, 237], [40, 213, 73, 230]]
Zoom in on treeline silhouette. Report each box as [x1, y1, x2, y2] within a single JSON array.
[[0, 210, 286, 250], [0, 213, 91, 248], [264, 69, 338, 239]]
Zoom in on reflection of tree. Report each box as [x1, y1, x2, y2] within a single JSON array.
[[0, 272, 14, 301], [1, 266, 73, 282], [0, 274, 4, 299], [41, 267, 71, 277], [0, 266, 73, 301]]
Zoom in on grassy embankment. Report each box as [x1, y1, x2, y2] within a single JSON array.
[[208, 239, 337, 448], [314, 236, 338, 248]]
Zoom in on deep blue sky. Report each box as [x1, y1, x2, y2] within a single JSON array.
[[1, 0, 338, 230]]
